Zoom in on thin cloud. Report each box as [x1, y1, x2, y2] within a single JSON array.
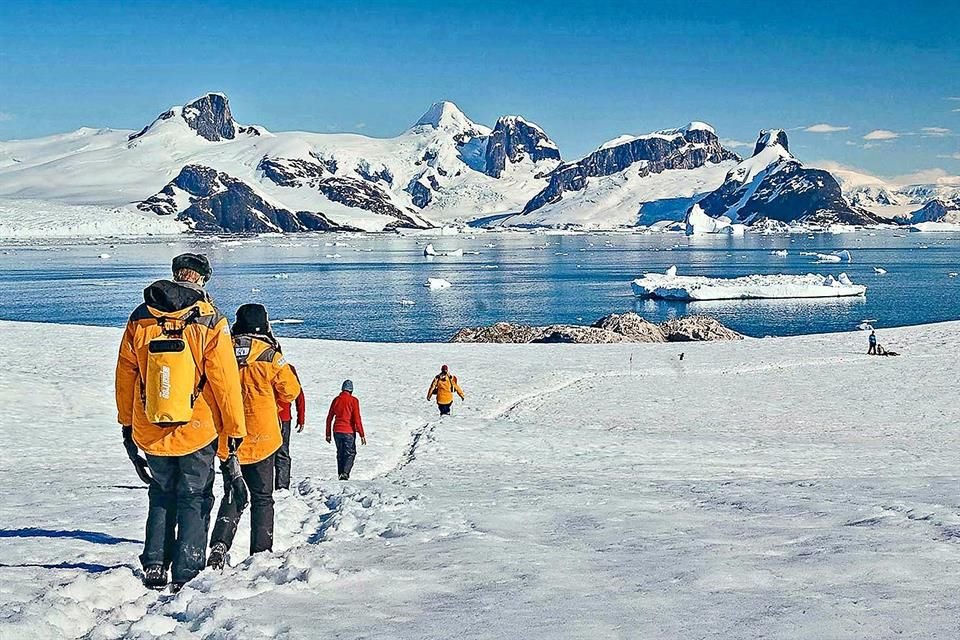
[[719, 138, 752, 149], [863, 129, 899, 141], [953, 108, 960, 113], [922, 127, 952, 137], [354, 122, 367, 130], [937, 152, 960, 160], [947, 97, 960, 101], [805, 123, 849, 133], [892, 168, 960, 185], [0, 112, 14, 122]]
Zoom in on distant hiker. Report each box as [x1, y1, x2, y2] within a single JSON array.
[[679, 352, 685, 361], [427, 364, 465, 416], [208, 304, 301, 570], [325, 380, 366, 480], [868, 330, 877, 355], [115, 253, 246, 591], [275, 364, 306, 491]]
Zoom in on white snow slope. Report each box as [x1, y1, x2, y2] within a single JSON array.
[[0, 98, 558, 235], [3, 320, 960, 639]]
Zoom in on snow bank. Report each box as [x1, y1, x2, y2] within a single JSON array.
[[0, 200, 185, 239], [631, 267, 866, 300]]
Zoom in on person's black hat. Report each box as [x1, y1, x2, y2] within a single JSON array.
[[171, 253, 212, 280], [233, 303, 270, 335]]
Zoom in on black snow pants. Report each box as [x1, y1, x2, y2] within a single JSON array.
[[438, 403, 452, 416], [334, 432, 357, 478], [275, 420, 292, 490], [211, 455, 276, 555], [142, 439, 217, 584]]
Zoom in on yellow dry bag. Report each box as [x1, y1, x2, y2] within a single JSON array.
[[144, 309, 202, 426]]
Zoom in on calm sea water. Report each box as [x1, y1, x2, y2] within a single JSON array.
[[1, 231, 958, 342]]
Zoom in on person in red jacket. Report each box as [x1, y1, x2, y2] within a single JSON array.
[[275, 363, 306, 490], [325, 380, 366, 480]]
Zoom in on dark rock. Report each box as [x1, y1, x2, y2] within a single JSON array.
[[181, 93, 236, 142], [356, 161, 394, 185], [405, 172, 441, 209], [450, 312, 740, 343], [694, 130, 881, 227], [138, 164, 343, 233], [521, 124, 737, 215], [258, 156, 326, 187], [906, 198, 960, 224], [484, 116, 560, 178]]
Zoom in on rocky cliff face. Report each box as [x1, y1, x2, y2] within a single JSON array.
[[258, 155, 428, 229], [692, 130, 880, 227], [483, 116, 560, 178], [181, 93, 237, 142], [907, 197, 960, 224], [450, 312, 742, 344], [138, 164, 343, 233], [521, 123, 737, 215]]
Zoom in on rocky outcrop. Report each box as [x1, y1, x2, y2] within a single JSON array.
[[450, 312, 742, 343], [138, 164, 343, 233], [258, 156, 429, 228], [692, 130, 881, 228], [483, 116, 560, 178], [660, 316, 743, 342], [181, 94, 236, 142], [405, 172, 440, 209], [521, 123, 737, 215], [905, 198, 960, 224]]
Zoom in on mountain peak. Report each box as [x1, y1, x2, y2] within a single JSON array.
[[414, 101, 476, 131], [753, 129, 789, 155], [182, 93, 237, 142]]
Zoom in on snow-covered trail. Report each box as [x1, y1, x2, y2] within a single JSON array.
[[2, 320, 959, 638]]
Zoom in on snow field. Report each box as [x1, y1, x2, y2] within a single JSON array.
[[2, 320, 960, 638]]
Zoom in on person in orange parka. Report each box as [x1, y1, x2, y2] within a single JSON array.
[[325, 380, 366, 480], [427, 364, 465, 416], [207, 304, 301, 570], [115, 253, 246, 591]]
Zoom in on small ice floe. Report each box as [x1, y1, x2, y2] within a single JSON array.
[[857, 322, 875, 331], [273, 273, 289, 279], [484, 243, 496, 248], [399, 299, 416, 306], [272, 318, 304, 325], [221, 240, 244, 247], [874, 267, 888, 275], [771, 249, 789, 257], [251, 288, 261, 293], [98, 253, 111, 259], [423, 243, 462, 257], [425, 278, 452, 290], [949, 272, 959, 278], [481, 265, 499, 269], [325, 253, 342, 258]]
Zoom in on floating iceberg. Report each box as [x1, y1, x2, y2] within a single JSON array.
[[425, 278, 452, 290], [873, 267, 888, 275], [771, 249, 788, 257], [631, 266, 866, 301], [423, 243, 463, 257], [272, 318, 304, 325], [800, 251, 848, 263]]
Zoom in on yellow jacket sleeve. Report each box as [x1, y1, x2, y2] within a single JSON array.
[[115, 321, 140, 425], [427, 378, 438, 400], [203, 319, 246, 439], [272, 356, 302, 406], [453, 377, 465, 399]]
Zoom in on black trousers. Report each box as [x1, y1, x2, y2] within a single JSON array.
[[275, 420, 292, 490], [438, 403, 452, 416], [211, 455, 275, 555], [334, 432, 356, 478], [142, 440, 217, 584]]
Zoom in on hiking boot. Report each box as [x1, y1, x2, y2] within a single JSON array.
[[339, 473, 349, 480], [142, 564, 167, 590], [207, 542, 228, 571]]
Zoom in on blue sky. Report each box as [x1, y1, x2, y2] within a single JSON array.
[[0, 0, 957, 178]]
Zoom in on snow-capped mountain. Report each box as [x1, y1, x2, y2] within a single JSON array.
[[686, 130, 881, 231], [498, 122, 739, 228], [905, 197, 960, 224], [0, 94, 561, 233]]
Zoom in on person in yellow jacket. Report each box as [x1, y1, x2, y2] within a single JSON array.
[[207, 303, 301, 570], [427, 364, 465, 416], [115, 253, 246, 592]]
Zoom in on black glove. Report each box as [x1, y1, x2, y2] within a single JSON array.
[[122, 426, 152, 485], [220, 453, 249, 511]]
